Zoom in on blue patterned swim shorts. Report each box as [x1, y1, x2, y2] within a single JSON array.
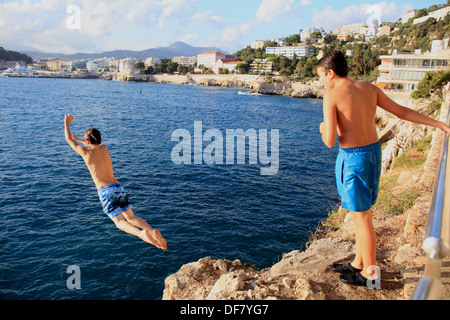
[[98, 183, 133, 219]]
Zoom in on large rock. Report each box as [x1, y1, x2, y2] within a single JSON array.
[[253, 82, 325, 98], [269, 238, 355, 277]]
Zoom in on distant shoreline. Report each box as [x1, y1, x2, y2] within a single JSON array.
[[110, 73, 327, 99], [2, 72, 326, 99], [2, 73, 101, 79]]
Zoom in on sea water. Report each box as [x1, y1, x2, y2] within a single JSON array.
[[0, 76, 339, 299]]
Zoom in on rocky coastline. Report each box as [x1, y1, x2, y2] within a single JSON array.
[[111, 73, 326, 99], [162, 96, 450, 300]]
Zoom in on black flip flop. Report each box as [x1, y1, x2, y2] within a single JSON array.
[[331, 263, 362, 274]]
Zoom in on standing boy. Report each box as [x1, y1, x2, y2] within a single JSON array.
[[317, 50, 450, 287], [64, 114, 167, 250]]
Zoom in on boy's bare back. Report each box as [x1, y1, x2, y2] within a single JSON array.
[[82, 145, 118, 189], [327, 79, 380, 149]]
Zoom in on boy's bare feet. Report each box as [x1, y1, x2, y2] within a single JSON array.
[[141, 229, 167, 250]]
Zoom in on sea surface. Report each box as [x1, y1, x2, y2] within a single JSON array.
[[0, 76, 339, 300]]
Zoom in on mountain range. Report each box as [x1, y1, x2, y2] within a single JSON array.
[[23, 41, 229, 60]]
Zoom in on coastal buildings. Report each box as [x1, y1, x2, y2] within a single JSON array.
[[403, 9, 419, 22], [265, 46, 314, 59], [86, 58, 109, 73], [215, 59, 244, 74], [273, 38, 287, 46], [251, 40, 266, 50], [300, 28, 320, 41], [333, 22, 376, 40], [377, 39, 450, 92], [144, 57, 159, 67], [250, 59, 273, 75], [413, 6, 450, 24], [173, 56, 197, 67], [196, 51, 244, 74], [197, 51, 235, 69], [45, 60, 68, 72]]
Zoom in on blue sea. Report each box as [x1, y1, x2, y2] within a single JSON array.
[[0, 76, 339, 300]]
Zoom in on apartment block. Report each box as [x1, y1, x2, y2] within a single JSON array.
[[265, 46, 314, 59], [377, 39, 450, 92], [250, 59, 273, 74], [173, 56, 197, 67]]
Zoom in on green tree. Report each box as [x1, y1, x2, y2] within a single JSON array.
[[134, 62, 146, 74], [412, 70, 450, 99], [235, 63, 250, 74], [286, 34, 300, 45]]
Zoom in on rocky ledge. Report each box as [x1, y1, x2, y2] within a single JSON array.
[[252, 82, 325, 99]]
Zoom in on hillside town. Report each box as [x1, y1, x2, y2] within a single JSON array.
[[1, 4, 449, 95]]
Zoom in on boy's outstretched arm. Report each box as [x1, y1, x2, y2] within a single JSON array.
[[65, 114, 87, 157], [376, 86, 450, 134]]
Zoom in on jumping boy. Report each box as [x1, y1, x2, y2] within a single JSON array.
[[64, 114, 167, 250], [317, 50, 450, 288]]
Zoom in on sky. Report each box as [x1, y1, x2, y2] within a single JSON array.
[[0, 0, 446, 54]]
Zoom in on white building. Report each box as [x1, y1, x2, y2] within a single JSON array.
[[251, 40, 266, 50], [215, 59, 243, 74], [402, 9, 418, 23], [273, 38, 287, 46], [414, 6, 450, 24], [377, 39, 450, 92], [86, 58, 111, 73], [144, 57, 160, 68], [334, 22, 375, 40], [265, 46, 314, 59], [300, 28, 320, 41], [118, 58, 138, 74], [173, 56, 197, 67], [197, 51, 234, 69]]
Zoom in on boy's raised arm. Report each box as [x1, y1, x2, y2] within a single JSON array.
[[65, 114, 87, 157], [376, 86, 450, 134]]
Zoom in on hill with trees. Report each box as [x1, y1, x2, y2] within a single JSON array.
[[0, 47, 33, 64], [232, 2, 449, 81]]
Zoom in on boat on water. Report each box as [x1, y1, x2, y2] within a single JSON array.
[[1, 63, 37, 77], [238, 90, 263, 96]]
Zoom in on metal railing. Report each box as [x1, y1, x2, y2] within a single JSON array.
[[411, 101, 450, 300]]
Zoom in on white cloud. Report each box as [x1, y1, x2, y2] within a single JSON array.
[[313, 2, 412, 31], [193, 10, 226, 29], [221, 25, 242, 45], [300, 0, 311, 5], [179, 32, 198, 43], [0, 0, 200, 53], [240, 23, 251, 35], [255, 0, 294, 23]]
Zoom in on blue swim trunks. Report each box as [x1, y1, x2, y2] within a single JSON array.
[[98, 183, 133, 219], [335, 141, 382, 212]]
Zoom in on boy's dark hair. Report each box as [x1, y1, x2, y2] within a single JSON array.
[[317, 50, 348, 78], [84, 128, 101, 145]]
